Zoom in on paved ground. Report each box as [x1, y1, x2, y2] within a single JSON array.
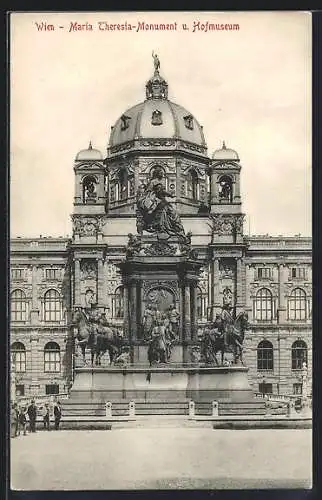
[[11, 428, 312, 490]]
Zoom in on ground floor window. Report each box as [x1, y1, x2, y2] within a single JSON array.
[[293, 383, 302, 395], [15, 384, 25, 396], [258, 382, 273, 394], [45, 384, 59, 395]]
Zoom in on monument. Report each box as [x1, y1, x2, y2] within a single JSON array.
[[69, 167, 253, 404]]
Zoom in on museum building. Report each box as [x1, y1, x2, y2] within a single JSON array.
[[10, 62, 312, 398]]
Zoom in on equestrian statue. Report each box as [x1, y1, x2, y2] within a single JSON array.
[[201, 304, 249, 366], [71, 308, 123, 366]]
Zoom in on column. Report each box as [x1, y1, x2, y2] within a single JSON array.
[[245, 264, 252, 313], [278, 264, 287, 323], [179, 284, 184, 341], [97, 258, 103, 307], [129, 280, 137, 341], [184, 282, 191, 340], [208, 260, 213, 320], [236, 258, 245, 314], [191, 283, 198, 342], [74, 259, 81, 307], [136, 282, 142, 338], [213, 258, 220, 318], [123, 285, 129, 339], [210, 171, 218, 205]]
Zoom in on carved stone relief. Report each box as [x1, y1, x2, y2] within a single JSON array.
[[143, 280, 179, 301], [81, 260, 97, 280], [72, 216, 105, 236]]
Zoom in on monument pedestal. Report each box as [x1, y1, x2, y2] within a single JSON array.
[[69, 365, 253, 403]]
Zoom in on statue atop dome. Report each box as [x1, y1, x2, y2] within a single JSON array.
[[152, 51, 160, 72]]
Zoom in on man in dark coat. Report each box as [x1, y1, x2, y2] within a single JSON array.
[[54, 401, 62, 430], [27, 400, 37, 432]]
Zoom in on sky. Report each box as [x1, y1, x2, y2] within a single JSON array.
[[10, 11, 312, 237]]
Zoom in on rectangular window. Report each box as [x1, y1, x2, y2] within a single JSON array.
[[258, 383, 273, 394], [291, 268, 306, 279], [293, 383, 302, 395], [258, 268, 272, 279], [11, 268, 24, 280], [15, 384, 25, 396], [45, 384, 59, 395], [45, 268, 59, 280]]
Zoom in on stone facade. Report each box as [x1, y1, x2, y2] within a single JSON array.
[[10, 62, 312, 398]]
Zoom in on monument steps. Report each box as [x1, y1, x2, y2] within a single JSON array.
[[62, 399, 267, 418]]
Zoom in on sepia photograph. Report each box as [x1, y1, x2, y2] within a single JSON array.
[[9, 11, 312, 490]]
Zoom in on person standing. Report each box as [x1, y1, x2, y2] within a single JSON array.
[[27, 400, 37, 433], [43, 403, 50, 431], [11, 403, 19, 438], [53, 401, 62, 430], [18, 406, 27, 436]]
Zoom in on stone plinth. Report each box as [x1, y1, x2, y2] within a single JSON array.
[[69, 365, 253, 403]]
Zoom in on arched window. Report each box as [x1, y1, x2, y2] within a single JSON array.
[[288, 288, 307, 321], [255, 288, 273, 321], [112, 286, 124, 319], [44, 289, 62, 322], [117, 169, 128, 201], [44, 342, 61, 373], [218, 175, 233, 203], [196, 286, 207, 320], [11, 342, 26, 372], [291, 340, 308, 370], [11, 290, 28, 322], [82, 175, 97, 204], [257, 340, 274, 370], [187, 169, 199, 200]]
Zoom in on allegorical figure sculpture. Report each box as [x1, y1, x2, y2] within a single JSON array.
[[136, 167, 186, 240], [142, 302, 155, 340]]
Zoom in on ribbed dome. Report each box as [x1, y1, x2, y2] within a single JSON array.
[[109, 60, 206, 149], [212, 141, 239, 161], [109, 99, 206, 148], [75, 142, 103, 161]]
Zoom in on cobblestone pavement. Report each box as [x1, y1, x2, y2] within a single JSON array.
[[11, 428, 312, 490]]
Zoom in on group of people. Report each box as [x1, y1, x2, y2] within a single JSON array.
[[143, 303, 180, 360], [11, 399, 62, 438]]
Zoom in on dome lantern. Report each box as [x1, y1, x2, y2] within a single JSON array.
[[75, 142, 103, 161], [212, 141, 239, 161], [145, 52, 168, 100]]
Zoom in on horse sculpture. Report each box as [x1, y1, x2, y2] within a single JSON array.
[[201, 310, 249, 366], [71, 309, 122, 366]]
